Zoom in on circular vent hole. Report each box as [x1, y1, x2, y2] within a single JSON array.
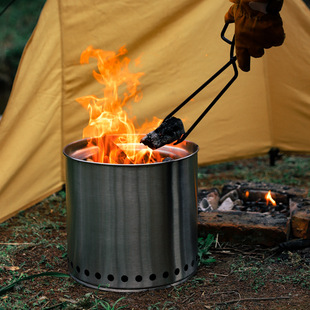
[[95, 272, 101, 279], [174, 268, 180, 275], [121, 275, 128, 282], [163, 271, 169, 278], [107, 274, 114, 281], [76, 266, 80, 273], [149, 274, 156, 281], [135, 275, 143, 282], [84, 269, 90, 277], [184, 264, 188, 271]]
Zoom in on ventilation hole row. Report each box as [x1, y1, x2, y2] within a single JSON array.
[[70, 259, 197, 283]]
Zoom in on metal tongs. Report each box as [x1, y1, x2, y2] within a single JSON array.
[[141, 23, 238, 149]]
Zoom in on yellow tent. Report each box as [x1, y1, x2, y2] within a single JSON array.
[[0, 0, 310, 222]]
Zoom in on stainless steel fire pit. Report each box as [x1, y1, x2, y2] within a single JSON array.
[[63, 138, 199, 291]]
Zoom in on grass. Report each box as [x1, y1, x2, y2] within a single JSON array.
[[0, 0, 46, 74], [147, 301, 175, 310], [0, 153, 310, 309], [229, 252, 310, 293], [197, 235, 216, 266], [66, 295, 127, 310], [198, 153, 310, 194], [230, 256, 272, 292]]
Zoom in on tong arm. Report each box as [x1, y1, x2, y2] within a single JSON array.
[[164, 23, 238, 144]]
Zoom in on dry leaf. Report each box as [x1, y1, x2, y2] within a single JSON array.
[[4, 265, 20, 271]]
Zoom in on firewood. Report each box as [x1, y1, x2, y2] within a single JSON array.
[[279, 239, 310, 251], [219, 190, 239, 204], [206, 190, 220, 210], [70, 146, 99, 160], [71, 136, 133, 164], [218, 197, 234, 211], [198, 188, 220, 212], [99, 135, 132, 164], [198, 198, 213, 212]]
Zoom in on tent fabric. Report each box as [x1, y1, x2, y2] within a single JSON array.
[[0, 0, 310, 222]]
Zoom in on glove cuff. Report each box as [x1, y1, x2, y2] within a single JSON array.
[[266, 0, 284, 14], [235, 1, 283, 19]]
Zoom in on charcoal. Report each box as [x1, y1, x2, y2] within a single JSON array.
[[140, 117, 185, 149]]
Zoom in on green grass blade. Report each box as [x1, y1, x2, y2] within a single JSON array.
[[0, 272, 70, 296]]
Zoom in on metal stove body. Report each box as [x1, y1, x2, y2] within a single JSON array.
[[63, 138, 199, 291]]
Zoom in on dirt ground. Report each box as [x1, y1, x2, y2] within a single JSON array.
[[1, 193, 309, 310], [1, 155, 310, 309]]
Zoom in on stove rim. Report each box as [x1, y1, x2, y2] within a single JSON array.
[[63, 137, 199, 167]]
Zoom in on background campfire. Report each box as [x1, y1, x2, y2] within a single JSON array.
[[198, 181, 310, 246]]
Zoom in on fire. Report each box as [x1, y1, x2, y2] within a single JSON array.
[[265, 190, 277, 206], [76, 46, 169, 164]]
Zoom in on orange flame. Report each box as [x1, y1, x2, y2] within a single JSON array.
[[76, 46, 167, 164], [265, 190, 277, 206]]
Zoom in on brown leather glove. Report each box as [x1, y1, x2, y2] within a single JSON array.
[[225, 0, 285, 72]]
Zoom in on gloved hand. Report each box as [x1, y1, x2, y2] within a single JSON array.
[[225, 0, 285, 72]]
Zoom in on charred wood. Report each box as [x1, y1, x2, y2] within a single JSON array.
[[140, 117, 185, 149]]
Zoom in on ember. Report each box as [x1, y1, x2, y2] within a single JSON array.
[[76, 46, 186, 164]]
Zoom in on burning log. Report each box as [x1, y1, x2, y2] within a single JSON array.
[[77, 135, 133, 164], [140, 117, 185, 149], [222, 181, 307, 204], [98, 135, 133, 164]]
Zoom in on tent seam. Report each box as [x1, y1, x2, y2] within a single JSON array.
[[58, 0, 66, 184]]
